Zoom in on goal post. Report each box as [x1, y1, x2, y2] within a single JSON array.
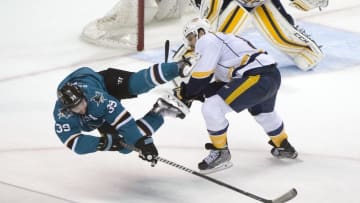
[[137, 0, 144, 51], [80, 0, 195, 51]]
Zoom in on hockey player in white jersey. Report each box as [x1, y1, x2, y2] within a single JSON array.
[[176, 0, 328, 71], [175, 18, 297, 173]]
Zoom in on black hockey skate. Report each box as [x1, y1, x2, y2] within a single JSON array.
[[151, 98, 185, 119], [198, 143, 233, 174], [269, 139, 298, 159]]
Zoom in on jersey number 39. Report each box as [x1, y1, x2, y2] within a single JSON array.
[[55, 123, 71, 133]]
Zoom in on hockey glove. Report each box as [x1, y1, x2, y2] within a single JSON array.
[[135, 136, 158, 166], [97, 133, 124, 151], [176, 56, 192, 77], [173, 84, 193, 108], [97, 123, 124, 151], [173, 82, 205, 107]]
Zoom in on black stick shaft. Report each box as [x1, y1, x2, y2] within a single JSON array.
[[157, 157, 272, 203], [165, 40, 170, 63], [164, 40, 179, 87], [119, 140, 279, 203]]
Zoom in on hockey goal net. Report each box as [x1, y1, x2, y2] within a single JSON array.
[[81, 0, 195, 51]]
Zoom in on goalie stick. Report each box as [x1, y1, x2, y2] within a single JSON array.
[[119, 140, 298, 203]]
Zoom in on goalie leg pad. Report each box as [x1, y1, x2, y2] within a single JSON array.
[[217, 1, 251, 34], [198, 0, 224, 25], [252, 1, 324, 70], [289, 0, 329, 11]]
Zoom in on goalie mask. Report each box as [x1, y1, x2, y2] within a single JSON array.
[[183, 18, 210, 48], [57, 83, 85, 109]]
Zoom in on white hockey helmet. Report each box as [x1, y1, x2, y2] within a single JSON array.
[[183, 18, 211, 46]]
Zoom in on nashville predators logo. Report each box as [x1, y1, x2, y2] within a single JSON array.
[[90, 91, 107, 107]]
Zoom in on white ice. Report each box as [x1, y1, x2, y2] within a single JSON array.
[[0, 0, 359, 203]]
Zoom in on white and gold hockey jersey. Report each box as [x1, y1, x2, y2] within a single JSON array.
[[186, 32, 276, 97]]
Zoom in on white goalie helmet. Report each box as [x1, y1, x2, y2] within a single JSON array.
[[183, 17, 211, 47]]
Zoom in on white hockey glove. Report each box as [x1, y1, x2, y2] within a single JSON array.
[[289, 0, 329, 11]]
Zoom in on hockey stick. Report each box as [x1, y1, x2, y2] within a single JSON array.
[[119, 140, 297, 203], [164, 40, 170, 63], [164, 40, 180, 88]]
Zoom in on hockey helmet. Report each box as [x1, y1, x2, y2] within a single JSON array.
[[57, 83, 84, 108], [183, 18, 210, 45]]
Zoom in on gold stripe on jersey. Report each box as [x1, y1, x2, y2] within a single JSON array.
[[191, 70, 214, 79], [227, 67, 235, 80], [218, 6, 247, 34], [207, 0, 221, 24], [240, 54, 250, 66], [184, 49, 195, 58], [269, 130, 288, 147], [254, 5, 314, 64], [225, 75, 260, 105], [210, 132, 228, 149], [240, 50, 265, 67]]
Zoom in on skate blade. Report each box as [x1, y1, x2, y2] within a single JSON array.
[[163, 92, 190, 115], [273, 151, 298, 159], [199, 161, 233, 174]]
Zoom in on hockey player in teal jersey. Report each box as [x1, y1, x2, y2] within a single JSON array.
[[53, 61, 189, 165]]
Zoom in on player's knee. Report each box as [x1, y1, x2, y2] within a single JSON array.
[[202, 96, 221, 120], [202, 95, 231, 129], [253, 111, 283, 132]]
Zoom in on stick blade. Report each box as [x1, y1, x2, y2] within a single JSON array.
[[271, 188, 297, 203]]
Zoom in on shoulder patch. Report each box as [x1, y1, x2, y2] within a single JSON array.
[[90, 91, 107, 107], [57, 109, 73, 120]]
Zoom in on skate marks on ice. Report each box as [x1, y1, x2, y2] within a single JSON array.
[[0, 180, 77, 203]]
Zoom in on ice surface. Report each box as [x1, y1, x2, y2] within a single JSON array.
[[0, 0, 359, 202]]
